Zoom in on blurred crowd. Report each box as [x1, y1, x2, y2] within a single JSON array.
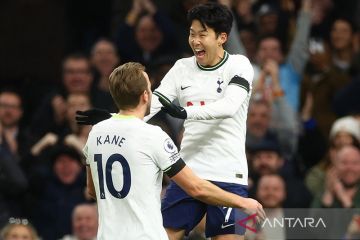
[[1, 0, 360, 239]]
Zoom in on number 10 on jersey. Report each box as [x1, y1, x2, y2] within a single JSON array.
[[94, 154, 131, 199]]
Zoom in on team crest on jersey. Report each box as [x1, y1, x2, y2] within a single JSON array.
[[217, 78, 224, 93], [164, 138, 176, 153]]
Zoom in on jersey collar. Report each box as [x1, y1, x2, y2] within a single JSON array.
[[112, 114, 137, 119], [196, 51, 229, 71]]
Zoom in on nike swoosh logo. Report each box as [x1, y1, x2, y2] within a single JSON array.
[[180, 86, 191, 90], [221, 223, 235, 229]]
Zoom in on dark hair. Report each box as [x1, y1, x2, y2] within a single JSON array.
[[331, 17, 356, 33], [256, 34, 283, 53], [90, 38, 118, 56], [109, 62, 147, 110], [50, 145, 83, 165], [187, 2, 233, 36], [0, 87, 23, 108], [62, 53, 90, 72]]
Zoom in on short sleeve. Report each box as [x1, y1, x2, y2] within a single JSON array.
[[82, 140, 90, 165], [152, 130, 181, 172], [227, 55, 254, 87]]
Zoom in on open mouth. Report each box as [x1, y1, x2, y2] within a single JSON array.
[[194, 49, 206, 58]]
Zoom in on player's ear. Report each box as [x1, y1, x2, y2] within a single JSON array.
[[143, 89, 149, 103], [218, 32, 227, 46]]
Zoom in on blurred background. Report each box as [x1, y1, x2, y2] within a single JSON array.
[[0, 0, 360, 239]]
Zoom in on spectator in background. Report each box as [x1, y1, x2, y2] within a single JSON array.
[[115, 0, 178, 68], [0, 89, 29, 228], [252, 0, 311, 112], [246, 97, 298, 161], [90, 38, 119, 112], [301, 18, 356, 140], [30, 93, 92, 157], [256, 174, 286, 209], [312, 145, 360, 208], [255, 3, 279, 39], [0, 89, 31, 159], [305, 116, 360, 196], [60, 203, 98, 240], [334, 53, 360, 116], [29, 54, 94, 142], [0, 218, 39, 240], [238, 27, 257, 63], [248, 174, 287, 240], [232, 0, 255, 32], [310, 0, 334, 39], [248, 139, 312, 208], [30, 145, 88, 240]]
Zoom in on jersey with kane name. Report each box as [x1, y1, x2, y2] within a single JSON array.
[[83, 115, 180, 240]]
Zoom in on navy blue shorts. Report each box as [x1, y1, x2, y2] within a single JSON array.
[[161, 181, 248, 237]]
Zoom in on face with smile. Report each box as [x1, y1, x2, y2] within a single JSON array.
[[188, 20, 227, 67]]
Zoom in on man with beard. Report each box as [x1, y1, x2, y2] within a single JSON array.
[[248, 139, 312, 208], [312, 145, 360, 208], [0, 89, 29, 228]]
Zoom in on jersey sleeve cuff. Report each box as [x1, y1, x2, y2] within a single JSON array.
[[164, 158, 186, 178]]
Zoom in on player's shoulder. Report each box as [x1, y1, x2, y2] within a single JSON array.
[[173, 56, 196, 69], [91, 117, 115, 130], [142, 123, 168, 139], [228, 54, 251, 64]]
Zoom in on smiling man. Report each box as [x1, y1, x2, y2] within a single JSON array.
[[76, 2, 254, 239], [150, 3, 254, 240]]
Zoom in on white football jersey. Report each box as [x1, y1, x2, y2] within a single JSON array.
[[146, 51, 253, 185], [83, 115, 181, 240]]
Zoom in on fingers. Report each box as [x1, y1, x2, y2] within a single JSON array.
[[257, 205, 266, 222], [75, 110, 86, 115], [75, 115, 91, 125]]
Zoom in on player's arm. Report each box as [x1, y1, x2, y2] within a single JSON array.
[[86, 166, 96, 200], [159, 56, 254, 120], [154, 131, 264, 219], [165, 160, 265, 220], [143, 62, 181, 122]]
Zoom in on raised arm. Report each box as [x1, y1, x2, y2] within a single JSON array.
[[144, 61, 181, 122], [159, 55, 253, 120], [287, 0, 311, 74]]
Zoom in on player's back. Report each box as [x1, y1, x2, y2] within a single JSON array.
[[84, 115, 169, 240]]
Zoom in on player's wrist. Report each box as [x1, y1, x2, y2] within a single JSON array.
[[236, 196, 248, 210], [184, 107, 192, 119]]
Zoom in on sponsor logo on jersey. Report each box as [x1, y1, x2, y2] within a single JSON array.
[[181, 85, 191, 90]]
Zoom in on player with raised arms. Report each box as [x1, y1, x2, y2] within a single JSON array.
[[83, 62, 263, 239], [78, 2, 256, 239]]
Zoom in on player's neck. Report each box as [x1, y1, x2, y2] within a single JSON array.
[[199, 48, 225, 67], [118, 108, 145, 120], [212, 48, 225, 66]]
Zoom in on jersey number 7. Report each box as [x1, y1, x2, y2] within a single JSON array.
[[94, 153, 131, 199]]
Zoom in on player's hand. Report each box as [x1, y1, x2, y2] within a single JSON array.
[[242, 198, 266, 223], [158, 96, 187, 119], [76, 108, 112, 125]]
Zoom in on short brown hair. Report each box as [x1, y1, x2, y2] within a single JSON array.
[[109, 62, 147, 110]]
